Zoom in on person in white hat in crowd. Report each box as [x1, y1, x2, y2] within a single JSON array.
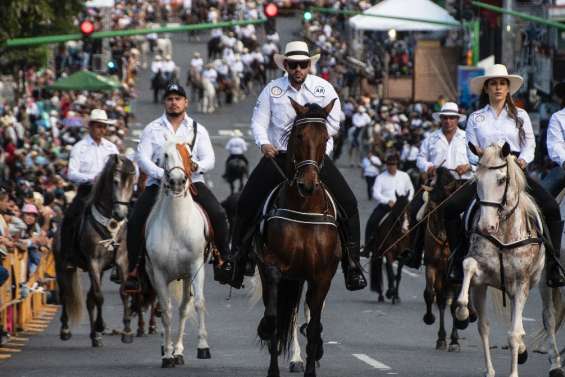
[[543, 81, 565, 196], [223, 129, 249, 178], [228, 41, 367, 291], [443, 64, 565, 287], [349, 105, 371, 166], [190, 52, 204, 73], [361, 148, 382, 201], [161, 54, 177, 82], [401, 102, 471, 269], [150, 54, 163, 76], [202, 63, 218, 87], [222, 45, 236, 67], [241, 47, 254, 66], [61, 109, 119, 270], [124, 83, 233, 293]]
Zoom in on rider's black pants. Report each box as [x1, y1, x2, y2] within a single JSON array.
[[60, 183, 93, 261]]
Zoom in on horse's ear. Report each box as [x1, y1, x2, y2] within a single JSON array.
[[289, 97, 308, 115], [323, 98, 338, 115], [500, 142, 511, 159], [468, 142, 480, 157]]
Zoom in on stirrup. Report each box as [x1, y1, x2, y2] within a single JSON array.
[[345, 267, 367, 291], [123, 269, 141, 294]]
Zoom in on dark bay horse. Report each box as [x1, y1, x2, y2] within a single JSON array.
[[224, 158, 248, 194], [365, 194, 410, 304], [54, 155, 136, 347], [254, 98, 339, 377], [421, 167, 472, 351]]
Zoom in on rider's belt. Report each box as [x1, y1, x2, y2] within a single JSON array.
[[266, 208, 337, 227]]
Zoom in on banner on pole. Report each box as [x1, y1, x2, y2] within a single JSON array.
[[458, 66, 484, 109]]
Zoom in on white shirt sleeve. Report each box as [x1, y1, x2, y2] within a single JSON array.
[[68, 144, 91, 184], [547, 113, 565, 167], [192, 126, 215, 173], [416, 135, 432, 173], [136, 126, 164, 180], [405, 173, 415, 201], [372, 175, 387, 204], [251, 86, 272, 148], [518, 110, 535, 164], [465, 116, 479, 166]]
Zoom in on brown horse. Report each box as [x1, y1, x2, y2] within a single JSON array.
[[254, 98, 339, 377], [421, 167, 474, 351], [366, 194, 410, 304]]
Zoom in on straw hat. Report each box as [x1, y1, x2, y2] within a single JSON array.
[[432, 102, 467, 122], [273, 41, 320, 71], [470, 64, 523, 95], [89, 109, 116, 125]]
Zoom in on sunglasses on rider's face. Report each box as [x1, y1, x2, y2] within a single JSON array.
[[286, 60, 310, 70]]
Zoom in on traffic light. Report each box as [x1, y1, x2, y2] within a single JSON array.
[[80, 20, 95, 38], [303, 10, 313, 22], [264, 2, 278, 34]]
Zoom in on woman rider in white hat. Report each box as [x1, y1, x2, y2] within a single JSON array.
[[444, 64, 565, 287]]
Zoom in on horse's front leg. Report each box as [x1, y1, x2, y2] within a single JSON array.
[[472, 285, 495, 377], [305, 279, 331, 377], [172, 279, 192, 365], [289, 307, 305, 373], [117, 248, 134, 343], [87, 264, 104, 347], [423, 266, 436, 325], [392, 262, 403, 304], [192, 263, 211, 360], [152, 272, 175, 368], [149, 302, 157, 334], [448, 297, 461, 352], [509, 284, 529, 377], [137, 303, 145, 337], [385, 259, 395, 300], [455, 257, 478, 328], [436, 286, 448, 351], [259, 264, 281, 377]]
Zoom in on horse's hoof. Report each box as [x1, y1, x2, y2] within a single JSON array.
[[392, 297, 401, 305], [448, 343, 461, 353], [377, 295, 385, 303], [91, 337, 103, 348], [436, 339, 447, 351], [148, 325, 157, 335], [60, 330, 72, 341], [136, 328, 145, 337], [517, 349, 528, 364], [161, 357, 176, 368], [121, 332, 134, 344], [258, 316, 275, 340], [454, 318, 469, 330], [423, 313, 435, 325], [385, 289, 394, 299], [197, 347, 211, 359], [174, 354, 184, 365], [549, 368, 565, 377], [289, 361, 304, 373]]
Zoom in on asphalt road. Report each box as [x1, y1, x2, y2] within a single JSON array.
[[1, 15, 560, 377]]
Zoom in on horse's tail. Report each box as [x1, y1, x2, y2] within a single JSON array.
[[247, 268, 262, 307], [530, 286, 565, 351], [276, 279, 304, 356]]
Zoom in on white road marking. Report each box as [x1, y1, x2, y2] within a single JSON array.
[[523, 317, 536, 322], [352, 353, 392, 371]]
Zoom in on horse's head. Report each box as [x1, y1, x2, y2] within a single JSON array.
[[287, 97, 337, 197], [472, 142, 524, 234], [104, 155, 136, 221], [160, 139, 193, 197], [429, 166, 458, 203]]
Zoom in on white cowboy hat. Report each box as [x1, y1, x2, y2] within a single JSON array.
[[154, 55, 162, 61], [470, 64, 524, 95], [273, 41, 320, 71], [89, 109, 116, 125], [233, 129, 243, 137], [432, 102, 467, 122]]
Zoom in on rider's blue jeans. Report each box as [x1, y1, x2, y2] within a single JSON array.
[[542, 166, 565, 197]]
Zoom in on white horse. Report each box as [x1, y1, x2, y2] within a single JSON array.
[[145, 139, 212, 368], [455, 143, 545, 377], [200, 77, 216, 114], [533, 189, 565, 377]]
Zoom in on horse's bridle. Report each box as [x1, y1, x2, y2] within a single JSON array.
[[163, 145, 193, 197], [475, 159, 519, 220], [290, 117, 326, 187], [112, 167, 136, 207]]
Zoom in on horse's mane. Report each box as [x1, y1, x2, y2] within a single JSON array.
[[430, 167, 456, 203], [389, 194, 409, 223], [480, 145, 540, 222], [85, 155, 117, 206]]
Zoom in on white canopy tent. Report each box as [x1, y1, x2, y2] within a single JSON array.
[[349, 0, 460, 31]]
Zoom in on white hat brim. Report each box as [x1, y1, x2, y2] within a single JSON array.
[[470, 74, 523, 95], [90, 118, 116, 125], [273, 53, 320, 71], [432, 112, 466, 122]]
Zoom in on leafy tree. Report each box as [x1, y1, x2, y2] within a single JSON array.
[[0, 0, 83, 94]]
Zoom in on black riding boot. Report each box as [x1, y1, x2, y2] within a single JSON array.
[[546, 220, 565, 288], [341, 214, 367, 291], [228, 216, 248, 289], [446, 219, 466, 284]]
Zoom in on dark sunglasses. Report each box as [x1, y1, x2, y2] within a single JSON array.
[[287, 60, 310, 70]]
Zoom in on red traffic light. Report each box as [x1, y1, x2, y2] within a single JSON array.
[[264, 3, 278, 18], [80, 20, 95, 37]]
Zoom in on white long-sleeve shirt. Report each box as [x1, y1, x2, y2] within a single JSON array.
[[547, 108, 565, 167], [372, 170, 414, 205], [136, 113, 214, 187], [352, 112, 371, 128], [68, 135, 119, 185], [362, 155, 382, 177], [225, 136, 248, 155], [417, 128, 472, 179], [466, 104, 535, 165], [251, 74, 341, 155]]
